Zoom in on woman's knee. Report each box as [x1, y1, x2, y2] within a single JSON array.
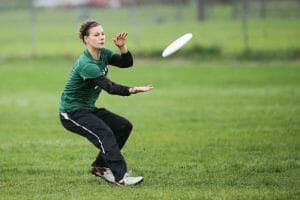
[[122, 120, 133, 134]]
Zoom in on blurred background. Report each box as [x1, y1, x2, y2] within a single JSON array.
[[1, 0, 299, 59]]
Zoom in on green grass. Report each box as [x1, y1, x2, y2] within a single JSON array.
[[0, 4, 300, 58], [0, 3, 300, 199], [0, 57, 299, 199]]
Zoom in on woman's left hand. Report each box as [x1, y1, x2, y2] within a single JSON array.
[[113, 32, 128, 48], [129, 85, 154, 94]]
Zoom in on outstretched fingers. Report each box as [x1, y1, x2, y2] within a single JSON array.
[[113, 32, 128, 48], [116, 32, 128, 40], [135, 85, 154, 93]]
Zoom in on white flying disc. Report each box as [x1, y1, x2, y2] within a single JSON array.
[[162, 33, 193, 57]]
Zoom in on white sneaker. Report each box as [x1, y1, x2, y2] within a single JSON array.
[[91, 166, 115, 183], [115, 172, 144, 186]]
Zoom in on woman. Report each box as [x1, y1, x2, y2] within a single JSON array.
[[59, 20, 153, 186]]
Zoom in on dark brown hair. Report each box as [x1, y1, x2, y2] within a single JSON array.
[[79, 20, 100, 44]]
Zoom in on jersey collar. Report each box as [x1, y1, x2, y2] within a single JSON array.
[[84, 49, 102, 62]]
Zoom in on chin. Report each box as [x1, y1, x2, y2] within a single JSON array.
[[93, 44, 104, 49]]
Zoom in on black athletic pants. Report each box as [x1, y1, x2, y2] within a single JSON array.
[[59, 108, 132, 181]]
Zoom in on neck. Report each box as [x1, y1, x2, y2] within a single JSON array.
[[87, 46, 101, 60]]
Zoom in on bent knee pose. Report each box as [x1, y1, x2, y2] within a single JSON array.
[[59, 20, 153, 186]]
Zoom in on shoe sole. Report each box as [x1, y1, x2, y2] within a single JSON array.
[[92, 173, 115, 183], [134, 178, 144, 185], [115, 178, 144, 186]]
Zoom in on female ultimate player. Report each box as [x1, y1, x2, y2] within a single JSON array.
[[59, 20, 153, 186]]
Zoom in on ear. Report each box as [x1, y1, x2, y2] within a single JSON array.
[[84, 35, 89, 44]]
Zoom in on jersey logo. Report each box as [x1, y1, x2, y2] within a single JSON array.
[[102, 66, 108, 75]]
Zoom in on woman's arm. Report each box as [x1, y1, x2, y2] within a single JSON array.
[[91, 76, 131, 96], [90, 76, 154, 96], [109, 51, 133, 68], [110, 32, 133, 68]]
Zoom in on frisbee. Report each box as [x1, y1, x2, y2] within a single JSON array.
[[162, 33, 193, 57]]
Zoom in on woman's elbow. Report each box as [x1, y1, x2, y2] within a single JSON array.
[[128, 60, 133, 67], [122, 60, 133, 68]]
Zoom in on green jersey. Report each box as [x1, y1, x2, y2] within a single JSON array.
[[59, 48, 114, 112]]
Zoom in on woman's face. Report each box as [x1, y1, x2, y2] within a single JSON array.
[[84, 25, 105, 49]]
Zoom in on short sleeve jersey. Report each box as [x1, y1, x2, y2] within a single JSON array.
[[59, 48, 114, 112]]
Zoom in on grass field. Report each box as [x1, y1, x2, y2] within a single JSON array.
[[0, 57, 299, 199], [0, 2, 300, 200]]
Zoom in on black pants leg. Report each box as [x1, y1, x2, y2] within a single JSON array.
[[59, 108, 131, 181], [91, 108, 132, 168]]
